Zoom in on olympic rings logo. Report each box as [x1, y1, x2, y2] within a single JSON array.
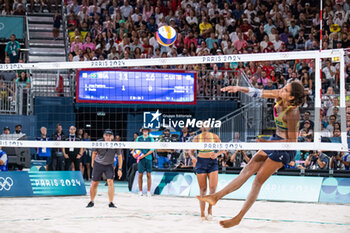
[[0, 177, 14, 191]]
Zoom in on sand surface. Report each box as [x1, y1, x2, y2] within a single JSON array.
[[1, 190, 350, 233]]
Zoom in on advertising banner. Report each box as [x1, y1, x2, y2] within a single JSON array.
[[133, 172, 325, 203], [132, 172, 195, 196], [319, 177, 350, 203], [0, 171, 86, 197], [0, 171, 33, 197], [0, 16, 24, 39], [29, 171, 86, 196]]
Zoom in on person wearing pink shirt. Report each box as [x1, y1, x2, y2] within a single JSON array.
[[233, 32, 247, 52], [71, 36, 83, 53], [83, 36, 96, 51]]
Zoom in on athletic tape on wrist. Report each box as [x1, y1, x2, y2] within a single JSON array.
[[247, 87, 263, 98]]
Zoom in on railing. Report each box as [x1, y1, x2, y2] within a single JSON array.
[[0, 81, 16, 114], [196, 69, 240, 101], [194, 70, 263, 142], [0, 81, 31, 115], [61, 0, 68, 61], [24, 14, 30, 62], [211, 101, 263, 142]]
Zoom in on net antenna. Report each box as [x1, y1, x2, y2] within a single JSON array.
[[0, 49, 347, 152]]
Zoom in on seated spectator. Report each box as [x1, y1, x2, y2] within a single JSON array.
[[326, 115, 337, 132], [83, 36, 96, 52], [332, 128, 341, 138], [2, 126, 10, 135], [15, 71, 30, 88], [300, 111, 315, 130], [199, 17, 212, 37], [299, 120, 313, 137], [264, 18, 276, 35], [233, 32, 247, 52], [0, 57, 16, 81], [289, 20, 300, 37], [147, 17, 158, 33], [206, 32, 218, 50], [273, 34, 283, 51], [71, 36, 83, 53], [13, 3, 25, 15], [295, 30, 306, 50], [263, 79, 276, 90], [320, 122, 331, 137], [305, 151, 329, 170], [176, 151, 193, 168], [142, 1, 154, 22], [108, 46, 120, 60]]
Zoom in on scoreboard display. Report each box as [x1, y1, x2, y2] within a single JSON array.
[[76, 69, 196, 104]]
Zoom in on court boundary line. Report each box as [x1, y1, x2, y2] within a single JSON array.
[[3, 213, 350, 226]]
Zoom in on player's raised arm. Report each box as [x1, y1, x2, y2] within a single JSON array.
[[221, 86, 281, 99]]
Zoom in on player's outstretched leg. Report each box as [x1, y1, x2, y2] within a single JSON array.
[[197, 151, 267, 205], [219, 158, 282, 228]]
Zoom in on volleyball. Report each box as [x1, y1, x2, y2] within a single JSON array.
[[133, 150, 143, 163], [156, 25, 177, 46]]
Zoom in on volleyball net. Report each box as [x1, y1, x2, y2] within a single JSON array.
[[0, 49, 348, 153]]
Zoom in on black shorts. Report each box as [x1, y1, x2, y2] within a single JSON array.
[[263, 135, 296, 166], [195, 157, 218, 174], [92, 161, 114, 181]]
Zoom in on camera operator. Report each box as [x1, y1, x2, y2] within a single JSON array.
[[330, 152, 350, 170], [156, 128, 173, 168], [305, 150, 329, 170]]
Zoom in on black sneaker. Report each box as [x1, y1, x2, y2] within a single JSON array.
[[108, 202, 117, 208], [86, 201, 94, 208]]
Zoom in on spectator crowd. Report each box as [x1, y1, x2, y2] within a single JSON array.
[[1, 0, 350, 174], [63, 0, 350, 99]]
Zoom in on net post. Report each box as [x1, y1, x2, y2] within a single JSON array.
[[339, 49, 348, 150], [314, 54, 322, 147]]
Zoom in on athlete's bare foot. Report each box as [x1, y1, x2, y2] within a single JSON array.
[[196, 194, 218, 206], [219, 216, 242, 228]]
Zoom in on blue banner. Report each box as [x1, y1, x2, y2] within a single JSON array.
[[133, 172, 325, 203], [0, 171, 33, 197], [319, 177, 350, 203], [29, 171, 86, 196], [0, 16, 24, 39], [190, 174, 323, 202]]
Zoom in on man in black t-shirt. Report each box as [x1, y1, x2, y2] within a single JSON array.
[[62, 126, 84, 171], [87, 129, 123, 208]]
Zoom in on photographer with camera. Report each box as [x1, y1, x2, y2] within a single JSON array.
[[330, 152, 350, 170], [305, 150, 329, 170], [156, 128, 174, 169], [0, 147, 8, 171]]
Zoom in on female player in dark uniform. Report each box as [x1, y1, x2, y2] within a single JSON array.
[[190, 127, 225, 220], [197, 82, 305, 228]]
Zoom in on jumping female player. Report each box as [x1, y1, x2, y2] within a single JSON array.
[[197, 82, 305, 228], [190, 127, 225, 221]]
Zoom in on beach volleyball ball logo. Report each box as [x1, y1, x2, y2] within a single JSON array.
[[156, 25, 177, 46]]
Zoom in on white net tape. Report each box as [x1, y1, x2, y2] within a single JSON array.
[[0, 140, 347, 151], [0, 50, 345, 71]]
